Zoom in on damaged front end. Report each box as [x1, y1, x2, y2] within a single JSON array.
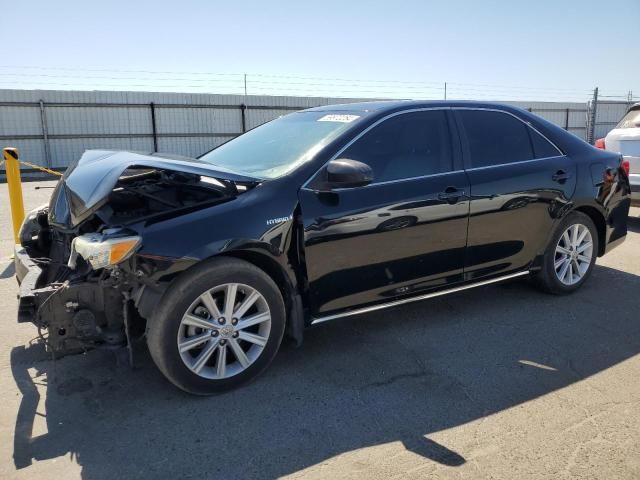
[[15, 150, 259, 357]]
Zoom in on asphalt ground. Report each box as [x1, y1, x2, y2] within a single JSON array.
[[1, 180, 639, 479]]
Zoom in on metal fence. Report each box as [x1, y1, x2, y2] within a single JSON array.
[[0, 90, 360, 175], [587, 99, 635, 143], [0, 89, 635, 178]]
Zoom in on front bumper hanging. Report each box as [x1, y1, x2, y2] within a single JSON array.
[[14, 244, 49, 324]]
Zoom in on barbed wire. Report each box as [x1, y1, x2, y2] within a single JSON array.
[[0, 65, 631, 99], [0, 65, 635, 103], [0, 80, 598, 102]]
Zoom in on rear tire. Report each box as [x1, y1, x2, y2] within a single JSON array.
[[533, 212, 598, 294], [147, 257, 286, 395]]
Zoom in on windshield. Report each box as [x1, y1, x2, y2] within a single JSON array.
[[199, 111, 361, 179]]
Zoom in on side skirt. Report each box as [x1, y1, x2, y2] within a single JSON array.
[[310, 270, 530, 325]]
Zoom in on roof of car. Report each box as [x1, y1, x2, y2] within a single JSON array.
[[304, 100, 523, 115]]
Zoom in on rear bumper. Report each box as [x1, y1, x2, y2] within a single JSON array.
[[14, 245, 44, 324]]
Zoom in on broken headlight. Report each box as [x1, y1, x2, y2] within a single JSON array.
[[68, 229, 141, 270], [19, 204, 49, 245]]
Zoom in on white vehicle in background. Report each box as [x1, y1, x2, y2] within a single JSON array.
[[596, 103, 640, 207]]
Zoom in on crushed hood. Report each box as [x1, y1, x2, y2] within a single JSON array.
[[50, 150, 259, 227]]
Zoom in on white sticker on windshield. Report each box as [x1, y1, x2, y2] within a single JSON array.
[[317, 114, 360, 123]]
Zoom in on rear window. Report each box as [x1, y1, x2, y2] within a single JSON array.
[[530, 128, 561, 158], [616, 107, 640, 129]]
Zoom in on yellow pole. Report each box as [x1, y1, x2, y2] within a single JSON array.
[[4, 148, 25, 244]]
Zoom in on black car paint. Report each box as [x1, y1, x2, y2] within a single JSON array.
[[300, 169, 471, 314], [20, 100, 630, 350]]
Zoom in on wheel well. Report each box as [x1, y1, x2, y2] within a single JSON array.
[[221, 250, 305, 345], [222, 251, 294, 307], [573, 206, 606, 256], [139, 250, 302, 343]]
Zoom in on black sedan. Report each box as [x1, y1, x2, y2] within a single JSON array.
[[15, 101, 631, 394]]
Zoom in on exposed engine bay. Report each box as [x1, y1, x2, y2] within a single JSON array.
[[17, 162, 257, 358], [95, 168, 244, 226]]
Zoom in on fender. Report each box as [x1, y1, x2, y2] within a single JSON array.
[[533, 154, 628, 263], [132, 191, 308, 344]]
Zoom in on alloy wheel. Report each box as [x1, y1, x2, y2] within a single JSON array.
[[554, 223, 593, 286], [177, 283, 271, 379]]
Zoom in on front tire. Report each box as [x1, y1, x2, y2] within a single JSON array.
[[533, 212, 598, 294], [147, 257, 286, 395]]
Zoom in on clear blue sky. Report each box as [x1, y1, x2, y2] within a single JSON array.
[[1, 0, 638, 102]]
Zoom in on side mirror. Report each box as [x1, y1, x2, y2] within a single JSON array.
[[326, 159, 373, 189]]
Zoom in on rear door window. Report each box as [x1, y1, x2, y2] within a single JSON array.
[[458, 110, 534, 168]]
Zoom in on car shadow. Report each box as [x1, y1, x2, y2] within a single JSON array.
[[627, 214, 640, 233], [10, 264, 640, 479], [0, 261, 15, 279]]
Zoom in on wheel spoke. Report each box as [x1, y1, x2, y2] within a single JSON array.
[[228, 338, 250, 368], [199, 291, 221, 319], [576, 226, 589, 246], [568, 263, 574, 284], [238, 331, 268, 347], [558, 259, 570, 281], [178, 332, 212, 353], [571, 225, 580, 248], [577, 253, 590, 263], [216, 344, 227, 378], [556, 245, 571, 256], [233, 290, 260, 319], [555, 256, 567, 269], [182, 314, 216, 330], [191, 338, 219, 373], [562, 231, 571, 248], [577, 242, 592, 254], [224, 284, 238, 319], [572, 257, 581, 274], [236, 311, 271, 330]]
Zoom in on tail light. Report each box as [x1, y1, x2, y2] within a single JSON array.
[[621, 157, 630, 176], [595, 138, 606, 149]]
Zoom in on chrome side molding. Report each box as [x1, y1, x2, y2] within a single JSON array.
[[310, 270, 530, 325]]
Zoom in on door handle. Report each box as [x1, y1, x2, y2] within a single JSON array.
[[438, 186, 465, 203], [552, 170, 571, 182]]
